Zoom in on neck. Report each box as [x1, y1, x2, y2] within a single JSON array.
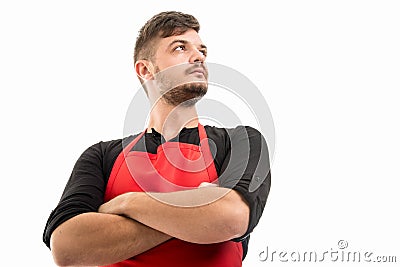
[[147, 101, 199, 141]]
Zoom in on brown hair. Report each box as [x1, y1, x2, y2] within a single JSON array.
[[133, 11, 200, 64]]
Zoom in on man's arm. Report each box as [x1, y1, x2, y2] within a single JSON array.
[[45, 138, 173, 266], [98, 186, 250, 244], [50, 212, 171, 267]]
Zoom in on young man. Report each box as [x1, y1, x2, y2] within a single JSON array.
[[43, 11, 271, 267]]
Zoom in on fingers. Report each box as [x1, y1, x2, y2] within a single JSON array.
[[198, 182, 218, 188]]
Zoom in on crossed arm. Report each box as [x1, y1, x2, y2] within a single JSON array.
[[50, 186, 249, 266]]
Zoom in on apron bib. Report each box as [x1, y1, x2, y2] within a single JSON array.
[[103, 124, 242, 267]]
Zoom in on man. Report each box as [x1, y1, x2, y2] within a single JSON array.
[[43, 11, 271, 267]]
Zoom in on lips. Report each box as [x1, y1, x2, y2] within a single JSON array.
[[187, 65, 208, 79], [190, 68, 205, 75]]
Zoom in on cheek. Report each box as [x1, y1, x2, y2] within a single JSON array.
[[156, 55, 189, 70]]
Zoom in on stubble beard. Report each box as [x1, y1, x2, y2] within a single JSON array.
[[155, 66, 208, 107]]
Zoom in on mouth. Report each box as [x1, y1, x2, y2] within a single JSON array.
[[188, 67, 207, 78], [191, 68, 204, 74]]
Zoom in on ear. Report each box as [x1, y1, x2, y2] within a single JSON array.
[[135, 60, 154, 81]]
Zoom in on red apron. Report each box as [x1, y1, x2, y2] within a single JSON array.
[[103, 124, 243, 267]]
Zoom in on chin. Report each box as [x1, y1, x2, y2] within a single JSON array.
[[162, 82, 208, 107]]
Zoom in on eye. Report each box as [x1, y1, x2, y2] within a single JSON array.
[[200, 49, 207, 56], [174, 45, 185, 52]]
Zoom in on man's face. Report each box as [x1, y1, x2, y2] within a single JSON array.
[[150, 29, 208, 106]]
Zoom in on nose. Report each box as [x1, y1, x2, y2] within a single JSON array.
[[189, 48, 206, 64]]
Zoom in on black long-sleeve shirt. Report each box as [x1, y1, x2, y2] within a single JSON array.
[[43, 125, 271, 259]]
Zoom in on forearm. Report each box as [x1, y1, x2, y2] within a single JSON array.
[[100, 187, 249, 244], [50, 212, 171, 266]]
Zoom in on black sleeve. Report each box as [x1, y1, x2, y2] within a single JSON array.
[[42, 141, 115, 249], [218, 126, 271, 242]]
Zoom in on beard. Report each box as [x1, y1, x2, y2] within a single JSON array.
[[162, 82, 207, 107], [154, 65, 208, 107]]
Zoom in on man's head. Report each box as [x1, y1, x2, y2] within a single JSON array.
[[134, 11, 208, 107]]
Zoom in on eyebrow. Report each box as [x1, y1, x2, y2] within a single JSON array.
[[168, 39, 207, 50]]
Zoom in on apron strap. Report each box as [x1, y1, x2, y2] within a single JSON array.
[[198, 123, 218, 182], [105, 130, 145, 199]]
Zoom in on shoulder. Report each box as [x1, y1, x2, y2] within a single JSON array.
[[204, 124, 264, 141], [82, 134, 140, 159]]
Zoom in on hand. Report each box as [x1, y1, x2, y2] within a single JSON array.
[[198, 182, 218, 188], [98, 192, 139, 216]]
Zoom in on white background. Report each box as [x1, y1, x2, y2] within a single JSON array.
[[1, 0, 399, 266]]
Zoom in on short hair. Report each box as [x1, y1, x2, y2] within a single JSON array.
[[133, 11, 200, 64]]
